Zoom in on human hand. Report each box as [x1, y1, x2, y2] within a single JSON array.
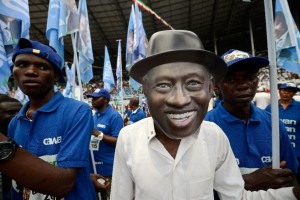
[[90, 174, 110, 192], [243, 161, 293, 191]]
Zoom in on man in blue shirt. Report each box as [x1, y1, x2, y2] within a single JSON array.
[[87, 88, 123, 200], [266, 82, 300, 178], [128, 97, 146, 124], [3, 38, 97, 199], [205, 49, 298, 192]]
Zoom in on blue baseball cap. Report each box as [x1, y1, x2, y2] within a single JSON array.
[[221, 49, 269, 69], [12, 38, 65, 82], [278, 82, 300, 92], [87, 88, 110, 101]]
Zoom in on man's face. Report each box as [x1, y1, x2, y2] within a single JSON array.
[[13, 54, 59, 97], [279, 88, 296, 102], [219, 68, 259, 110], [0, 101, 22, 135], [91, 96, 107, 110], [143, 62, 213, 138]]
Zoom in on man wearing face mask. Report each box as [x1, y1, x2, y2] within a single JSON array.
[[110, 30, 300, 200]]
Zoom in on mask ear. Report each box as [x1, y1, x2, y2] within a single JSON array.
[[209, 79, 214, 97]]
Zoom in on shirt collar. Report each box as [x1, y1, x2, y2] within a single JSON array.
[[132, 107, 139, 114], [219, 102, 260, 123], [16, 92, 63, 120]]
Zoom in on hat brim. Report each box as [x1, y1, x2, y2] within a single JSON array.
[[227, 57, 269, 69], [86, 93, 101, 98], [130, 49, 227, 84]]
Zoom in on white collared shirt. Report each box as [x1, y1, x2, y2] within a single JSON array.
[[111, 117, 296, 200]]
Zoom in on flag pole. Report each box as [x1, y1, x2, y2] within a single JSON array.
[[264, 0, 280, 169], [71, 32, 84, 101], [116, 39, 124, 115]]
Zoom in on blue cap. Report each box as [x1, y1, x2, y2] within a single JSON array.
[[278, 82, 299, 92], [87, 88, 110, 101], [12, 38, 64, 82], [221, 49, 269, 69]]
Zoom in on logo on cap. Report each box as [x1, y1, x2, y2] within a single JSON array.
[[94, 88, 101, 93], [223, 50, 250, 63]]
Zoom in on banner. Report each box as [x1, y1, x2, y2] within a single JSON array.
[[103, 46, 115, 92], [77, 0, 94, 83], [125, 3, 148, 90], [0, 0, 30, 86], [275, 0, 300, 75], [64, 63, 76, 98], [46, 0, 79, 66]]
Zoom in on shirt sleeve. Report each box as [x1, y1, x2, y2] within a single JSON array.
[[110, 130, 134, 200], [212, 125, 297, 200]]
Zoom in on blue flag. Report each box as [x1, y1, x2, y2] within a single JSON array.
[[103, 46, 115, 92], [128, 3, 148, 90], [125, 5, 135, 72], [0, 33, 10, 86], [116, 40, 122, 94], [64, 63, 76, 98], [275, 0, 300, 75], [0, 0, 30, 86], [46, 0, 79, 67], [77, 0, 93, 83]]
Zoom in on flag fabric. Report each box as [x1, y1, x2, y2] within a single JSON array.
[[125, 5, 135, 72], [103, 46, 115, 92], [77, 0, 94, 83], [46, 0, 79, 66], [275, 0, 300, 75], [0, 33, 10, 86], [64, 63, 76, 98], [116, 40, 122, 94], [0, 0, 30, 86], [125, 3, 148, 90]]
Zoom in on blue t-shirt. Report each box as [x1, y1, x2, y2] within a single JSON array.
[[205, 102, 298, 175], [129, 107, 146, 124], [91, 105, 123, 176], [266, 100, 300, 157], [8, 92, 96, 200]]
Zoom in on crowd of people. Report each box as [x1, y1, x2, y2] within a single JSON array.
[[0, 30, 300, 200]]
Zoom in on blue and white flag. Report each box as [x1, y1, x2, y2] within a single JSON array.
[[0, 0, 30, 86], [116, 40, 122, 94], [129, 3, 148, 90], [125, 5, 135, 72], [77, 0, 93, 83], [64, 63, 76, 98], [103, 46, 115, 92], [0, 32, 10, 86], [0, 0, 30, 40], [46, 0, 79, 67], [275, 0, 300, 75]]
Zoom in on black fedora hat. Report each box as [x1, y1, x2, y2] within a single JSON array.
[[130, 30, 227, 84]]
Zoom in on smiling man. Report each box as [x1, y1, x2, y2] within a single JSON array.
[[110, 31, 300, 200]]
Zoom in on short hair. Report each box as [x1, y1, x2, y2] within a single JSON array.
[[0, 94, 21, 104]]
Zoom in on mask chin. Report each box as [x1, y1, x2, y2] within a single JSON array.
[[154, 119, 201, 140]]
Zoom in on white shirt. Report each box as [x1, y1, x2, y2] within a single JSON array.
[[111, 118, 296, 200], [253, 92, 271, 109]]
